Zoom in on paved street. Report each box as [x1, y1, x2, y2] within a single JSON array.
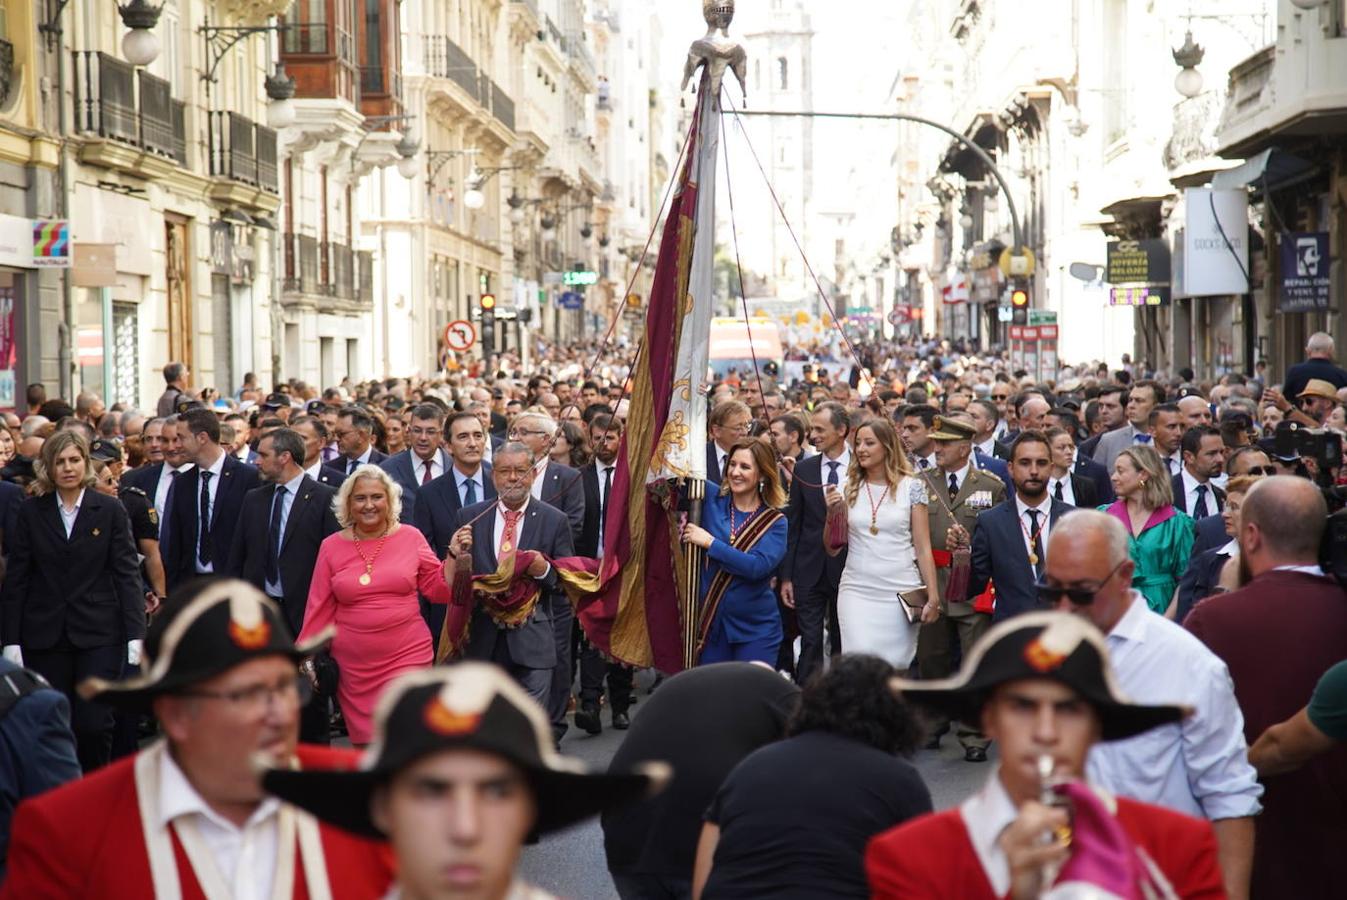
[[520, 672, 993, 899]]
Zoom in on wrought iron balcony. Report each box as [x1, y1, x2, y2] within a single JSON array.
[[73, 51, 188, 167], [207, 111, 279, 193]]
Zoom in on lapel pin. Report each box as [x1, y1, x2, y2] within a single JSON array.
[[92, 528, 101, 536]]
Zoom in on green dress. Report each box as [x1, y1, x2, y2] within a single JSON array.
[[1100, 502, 1195, 614]]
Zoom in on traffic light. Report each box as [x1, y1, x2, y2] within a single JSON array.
[[1010, 282, 1029, 325], [480, 294, 496, 350]]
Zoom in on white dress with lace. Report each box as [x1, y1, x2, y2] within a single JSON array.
[[836, 476, 927, 667]]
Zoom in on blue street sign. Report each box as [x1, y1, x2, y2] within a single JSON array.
[[557, 291, 584, 310]]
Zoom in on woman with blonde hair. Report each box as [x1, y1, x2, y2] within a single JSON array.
[[1103, 444, 1194, 617], [0, 430, 143, 771], [297, 463, 454, 745], [826, 418, 940, 668], [680, 439, 788, 665]]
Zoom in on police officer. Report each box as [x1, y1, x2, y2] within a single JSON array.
[[916, 416, 1006, 760], [91, 440, 166, 612]]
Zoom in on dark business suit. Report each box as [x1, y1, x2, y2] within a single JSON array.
[[1170, 473, 1225, 518], [118, 461, 162, 496], [413, 464, 495, 651], [782, 452, 847, 684], [161, 454, 260, 594], [706, 441, 729, 486], [1051, 474, 1099, 508], [455, 498, 574, 737], [1074, 455, 1114, 504], [380, 448, 452, 523], [575, 460, 632, 720], [534, 460, 585, 547], [974, 450, 1015, 497], [1174, 546, 1232, 623], [0, 481, 23, 557], [0, 491, 145, 772], [320, 448, 389, 489], [226, 475, 339, 743], [1191, 514, 1227, 557], [969, 498, 1076, 621], [531, 460, 585, 739]]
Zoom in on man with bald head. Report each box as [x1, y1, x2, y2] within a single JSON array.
[[1041, 510, 1261, 900], [1185, 477, 1347, 898], [1178, 394, 1214, 429]]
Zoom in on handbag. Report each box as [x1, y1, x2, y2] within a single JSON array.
[[311, 651, 339, 699], [897, 586, 929, 625]]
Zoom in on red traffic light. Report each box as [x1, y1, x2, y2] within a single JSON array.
[[480, 293, 497, 310], [1010, 288, 1029, 308]]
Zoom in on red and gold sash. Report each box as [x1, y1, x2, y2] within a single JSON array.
[[694, 508, 784, 663]]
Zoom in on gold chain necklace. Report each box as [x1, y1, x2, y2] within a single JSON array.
[[863, 480, 890, 535], [352, 527, 391, 586]]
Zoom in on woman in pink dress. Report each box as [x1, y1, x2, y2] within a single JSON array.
[[299, 464, 452, 745]]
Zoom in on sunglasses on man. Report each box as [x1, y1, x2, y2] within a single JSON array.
[[1035, 559, 1129, 607]]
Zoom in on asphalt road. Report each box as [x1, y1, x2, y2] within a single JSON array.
[[518, 671, 994, 899]]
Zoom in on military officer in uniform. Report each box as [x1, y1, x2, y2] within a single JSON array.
[[916, 416, 1005, 760]]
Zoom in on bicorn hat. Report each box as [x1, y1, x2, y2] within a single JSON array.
[[263, 663, 669, 839], [78, 578, 332, 710], [891, 611, 1188, 742]]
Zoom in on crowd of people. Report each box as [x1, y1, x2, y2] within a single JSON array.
[[0, 328, 1345, 898]]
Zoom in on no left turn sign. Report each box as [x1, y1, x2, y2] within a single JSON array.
[[443, 320, 477, 352]]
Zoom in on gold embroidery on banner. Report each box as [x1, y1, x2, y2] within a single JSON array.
[[652, 411, 692, 479]]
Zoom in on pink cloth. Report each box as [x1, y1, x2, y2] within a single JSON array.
[[1103, 500, 1176, 534], [299, 526, 452, 743]]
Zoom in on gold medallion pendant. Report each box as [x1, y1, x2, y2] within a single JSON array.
[[869, 525, 880, 536], [359, 572, 372, 586], [1028, 553, 1039, 566]]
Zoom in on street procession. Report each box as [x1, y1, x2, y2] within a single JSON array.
[[2, 0, 1347, 898]]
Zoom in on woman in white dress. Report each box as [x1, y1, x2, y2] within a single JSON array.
[[826, 418, 941, 668]]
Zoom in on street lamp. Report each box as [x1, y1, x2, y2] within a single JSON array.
[[1172, 31, 1205, 99], [119, 0, 163, 66], [1289, 0, 1325, 8], [540, 214, 557, 241], [395, 135, 420, 179], [265, 63, 297, 129]]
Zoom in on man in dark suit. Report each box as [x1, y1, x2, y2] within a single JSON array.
[[1173, 425, 1226, 519], [225, 427, 339, 743], [414, 411, 496, 651], [1073, 453, 1114, 504], [782, 402, 850, 685], [1077, 385, 1129, 462], [447, 443, 574, 741], [574, 414, 633, 733], [379, 404, 451, 523], [705, 400, 753, 486], [322, 406, 387, 486], [969, 431, 1075, 622], [1186, 477, 1347, 897], [291, 415, 345, 489], [973, 447, 1015, 496], [161, 407, 260, 594]]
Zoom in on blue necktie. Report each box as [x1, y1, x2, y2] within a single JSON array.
[[1193, 484, 1209, 519], [1133, 434, 1152, 445], [826, 460, 840, 486], [463, 477, 477, 506]]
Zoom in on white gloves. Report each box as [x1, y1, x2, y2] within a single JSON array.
[[127, 639, 144, 667], [2, 645, 22, 666]]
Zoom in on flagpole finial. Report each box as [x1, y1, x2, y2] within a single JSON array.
[[682, 0, 747, 105]]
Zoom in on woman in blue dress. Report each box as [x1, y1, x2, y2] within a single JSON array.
[[680, 438, 788, 665]]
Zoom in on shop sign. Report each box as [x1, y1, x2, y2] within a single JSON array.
[[0, 214, 71, 269], [1106, 239, 1170, 285], [1183, 188, 1248, 296], [1278, 231, 1331, 313]]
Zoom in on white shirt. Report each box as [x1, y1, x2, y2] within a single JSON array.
[[194, 450, 226, 574], [914, 452, 937, 471], [958, 775, 1020, 898], [974, 437, 998, 459], [155, 462, 195, 521], [1162, 450, 1183, 477], [57, 489, 85, 538], [820, 446, 851, 487], [342, 446, 374, 473], [264, 471, 307, 596], [1086, 593, 1263, 819], [411, 450, 445, 485], [1014, 495, 1053, 564], [454, 465, 486, 507], [940, 461, 973, 498], [1273, 563, 1326, 577], [304, 460, 324, 481], [1180, 468, 1219, 517], [1048, 474, 1075, 506], [594, 459, 617, 557], [159, 747, 280, 900]]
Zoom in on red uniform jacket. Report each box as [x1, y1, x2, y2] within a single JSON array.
[[1, 743, 394, 900], [865, 797, 1225, 899]]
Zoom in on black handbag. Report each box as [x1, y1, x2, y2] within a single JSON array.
[[311, 651, 340, 698]]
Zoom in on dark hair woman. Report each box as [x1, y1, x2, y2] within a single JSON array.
[[680, 439, 788, 666], [692, 655, 932, 899]]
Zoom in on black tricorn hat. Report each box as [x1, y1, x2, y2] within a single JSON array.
[[78, 578, 332, 710], [263, 663, 669, 839], [891, 611, 1189, 742]]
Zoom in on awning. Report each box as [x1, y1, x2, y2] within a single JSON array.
[[1210, 148, 1317, 192]]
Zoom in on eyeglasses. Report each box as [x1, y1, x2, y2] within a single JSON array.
[[1241, 466, 1275, 476], [179, 675, 312, 713], [718, 422, 751, 434], [1035, 559, 1129, 607], [508, 428, 547, 438]]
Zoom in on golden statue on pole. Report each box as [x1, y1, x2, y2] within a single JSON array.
[[683, 0, 748, 104]]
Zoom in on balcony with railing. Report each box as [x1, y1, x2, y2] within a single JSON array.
[[72, 51, 187, 173], [422, 35, 480, 98], [279, 8, 359, 107], [331, 242, 355, 299], [356, 250, 373, 304], [208, 111, 280, 194], [283, 233, 361, 302], [282, 232, 321, 295], [566, 32, 597, 89]]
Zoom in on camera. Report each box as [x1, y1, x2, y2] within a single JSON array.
[[1274, 421, 1343, 471]]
